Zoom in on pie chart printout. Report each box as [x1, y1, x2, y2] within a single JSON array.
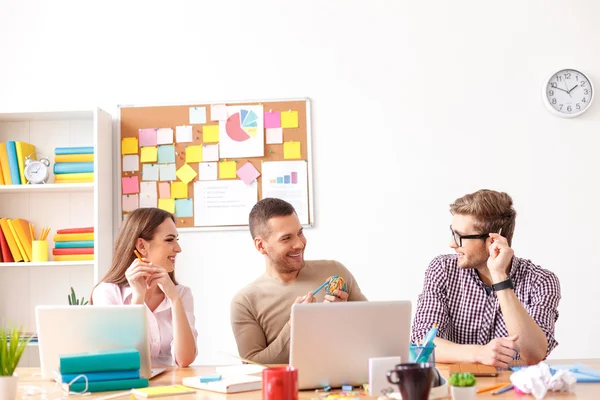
[[225, 109, 259, 142], [219, 105, 264, 158]]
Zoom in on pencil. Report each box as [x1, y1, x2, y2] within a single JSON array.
[[477, 383, 509, 394], [493, 384, 514, 395], [312, 280, 329, 296], [134, 250, 143, 261]]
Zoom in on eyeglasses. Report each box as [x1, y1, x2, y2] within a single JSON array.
[[450, 226, 489, 247]]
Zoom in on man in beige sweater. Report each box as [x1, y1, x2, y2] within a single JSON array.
[[230, 198, 367, 364]]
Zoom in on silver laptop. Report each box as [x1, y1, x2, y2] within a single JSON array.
[[36, 305, 163, 380], [289, 300, 411, 390]]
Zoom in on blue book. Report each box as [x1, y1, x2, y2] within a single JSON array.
[[61, 369, 140, 383], [55, 241, 94, 249], [59, 348, 140, 374], [62, 377, 148, 393], [54, 162, 94, 174], [6, 141, 21, 184], [55, 146, 94, 155]]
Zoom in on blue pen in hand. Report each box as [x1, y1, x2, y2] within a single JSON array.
[[312, 280, 329, 296]]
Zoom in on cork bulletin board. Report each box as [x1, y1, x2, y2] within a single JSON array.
[[118, 98, 313, 230]]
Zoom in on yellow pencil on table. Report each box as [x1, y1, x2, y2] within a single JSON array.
[[477, 383, 509, 394]]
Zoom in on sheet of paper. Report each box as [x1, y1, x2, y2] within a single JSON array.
[[264, 111, 281, 128], [175, 198, 194, 217], [157, 128, 174, 145], [140, 182, 158, 207], [202, 144, 219, 162], [189, 107, 207, 124], [171, 181, 188, 198], [123, 155, 139, 172], [185, 145, 202, 163], [194, 180, 257, 226], [158, 198, 175, 213], [199, 162, 218, 181], [139, 128, 158, 146], [176, 164, 198, 184], [203, 125, 219, 143], [283, 141, 301, 159], [210, 104, 227, 121], [158, 182, 170, 199], [122, 176, 139, 194], [266, 127, 283, 144], [219, 105, 264, 158], [236, 162, 260, 185], [142, 164, 159, 181], [140, 146, 158, 163], [176, 125, 193, 143], [280, 111, 299, 128], [121, 137, 138, 155], [219, 161, 237, 179], [122, 194, 139, 212], [158, 145, 176, 164], [261, 161, 309, 224], [159, 164, 177, 181]]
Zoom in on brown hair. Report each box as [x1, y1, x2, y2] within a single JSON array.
[[249, 198, 296, 239], [90, 208, 177, 303], [450, 189, 517, 246]]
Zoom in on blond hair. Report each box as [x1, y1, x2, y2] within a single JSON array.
[[450, 189, 517, 245]]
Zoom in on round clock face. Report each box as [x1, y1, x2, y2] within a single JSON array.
[[544, 69, 594, 117], [24, 161, 49, 184]]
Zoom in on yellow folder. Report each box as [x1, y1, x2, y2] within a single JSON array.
[[15, 142, 35, 185], [0, 142, 12, 185], [0, 218, 22, 262], [6, 219, 28, 261]]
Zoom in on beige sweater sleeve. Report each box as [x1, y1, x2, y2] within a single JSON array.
[[230, 294, 291, 364], [335, 261, 368, 301]]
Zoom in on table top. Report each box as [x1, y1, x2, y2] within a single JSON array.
[[15, 359, 600, 399]]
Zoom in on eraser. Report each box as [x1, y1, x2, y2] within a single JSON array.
[[199, 373, 222, 383]]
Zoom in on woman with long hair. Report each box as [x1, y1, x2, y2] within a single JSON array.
[[91, 208, 197, 367]]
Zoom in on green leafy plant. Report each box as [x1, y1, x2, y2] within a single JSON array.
[[449, 372, 476, 387], [68, 287, 89, 305], [0, 327, 32, 376]]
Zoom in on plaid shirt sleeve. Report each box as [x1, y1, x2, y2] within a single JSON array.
[[523, 264, 561, 356], [411, 256, 451, 344]]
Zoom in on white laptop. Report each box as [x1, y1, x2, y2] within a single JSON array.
[[36, 305, 164, 380], [289, 300, 411, 390]]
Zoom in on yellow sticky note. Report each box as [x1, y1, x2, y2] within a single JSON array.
[[284, 141, 301, 159], [219, 161, 237, 179], [185, 145, 202, 163], [122, 137, 138, 155], [140, 146, 158, 163], [281, 111, 299, 128], [203, 125, 219, 143], [171, 181, 188, 198], [176, 163, 198, 184], [158, 198, 175, 213]]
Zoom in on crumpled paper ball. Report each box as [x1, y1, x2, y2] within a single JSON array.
[[510, 362, 576, 399]]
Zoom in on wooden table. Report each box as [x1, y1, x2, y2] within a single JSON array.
[[15, 359, 600, 399]]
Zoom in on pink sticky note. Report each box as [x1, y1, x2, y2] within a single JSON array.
[[158, 182, 171, 199], [236, 162, 261, 185], [139, 128, 158, 146], [264, 111, 281, 128], [122, 176, 139, 194]]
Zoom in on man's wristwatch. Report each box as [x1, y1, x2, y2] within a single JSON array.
[[492, 278, 514, 292]]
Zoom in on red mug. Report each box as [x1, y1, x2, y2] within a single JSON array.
[[262, 366, 298, 400]]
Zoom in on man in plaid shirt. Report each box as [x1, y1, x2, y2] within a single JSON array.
[[411, 190, 561, 368]]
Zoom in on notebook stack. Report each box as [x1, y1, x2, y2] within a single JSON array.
[[59, 348, 148, 393], [53, 146, 94, 183], [0, 217, 35, 262], [0, 140, 36, 185], [52, 227, 94, 261]]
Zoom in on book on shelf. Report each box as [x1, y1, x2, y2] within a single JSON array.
[[54, 240, 94, 248], [53, 233, 94, 242], [53, 254, 94, 261], [0, 218, 23, 262], [55, 146, 94, 155], [5, 141, 20, 184], [59, 348, 140, 374], [52, 248, 94, 256], [54, 154, 94, 163], [56, 227, 94, 234], [54, 162, 93, 174], [0, 142, 11, 184], [15, 141, 35, 184]]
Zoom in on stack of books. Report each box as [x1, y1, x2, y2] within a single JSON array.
[[52, 227, 94, 261], [59, 348, 148, 393], [0, 141, 36, 185], [0, 217, 34, 262], [53, 146, 94, 183]]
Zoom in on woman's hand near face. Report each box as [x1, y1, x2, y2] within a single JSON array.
[[125, 258, 163, 304], [147, 267, 179, 301]]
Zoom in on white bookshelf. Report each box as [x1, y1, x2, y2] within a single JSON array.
[[0, 108, 113, 367]]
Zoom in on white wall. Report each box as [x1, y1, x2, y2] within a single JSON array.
[[1, 0, 599, 363]]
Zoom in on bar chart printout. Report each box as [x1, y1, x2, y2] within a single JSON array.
[[262, 161, 309, 224]]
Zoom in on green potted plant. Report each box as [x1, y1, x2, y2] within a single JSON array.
[[0, 327, 32, 400], [68, 287, 89, 305], [449, 372, 476, 400]]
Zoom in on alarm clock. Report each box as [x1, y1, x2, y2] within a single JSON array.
[[24, 153, 51, 184]]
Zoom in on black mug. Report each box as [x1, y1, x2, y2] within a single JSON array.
[[387, 363, 434, 400]]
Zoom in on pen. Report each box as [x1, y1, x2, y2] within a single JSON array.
[[312, 280, 329, 296], [492, 384, 514, 395]]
